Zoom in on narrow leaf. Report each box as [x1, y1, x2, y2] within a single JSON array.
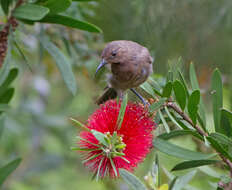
[[187, 90, 200, 125], [169, 177, 178, 190], [40, 37, 77, 95], [82, 153, 101, 163], [158, 110, 170, 133], [162, 82, 173, 98], [171, 160, 219, 171], [0, 88, 14, 104], [173, 80, 186, 111], [110, 158, 118, 177], [211, 69, 223, 132], [73, 0, 97, 1], [178, 70, 189, 98], [70, 118, 90, 131], [171, 170, 196, 190], [153, 138, 216, 160], [91, 130, 108, 146], [164, 106, 183, 129], [189, 63, 206, 129], [210, 132, 232, 147], [220, 108, 232, 137], [117, 93, 128, 129], [96, 158, 104, 181], [0, 158, 21, 187], [40, 14, 102, 33], [0, 0, 12, 15], [119, 169, 147, 190], [0, 49, 11, 86], [206, 136, 232, 161], [71, 147, 100, 151], [167, 71, 173, 82], [13, 4, 49, 21], [0, 68, 18, 96], [39, 0, 71, 14], [158, 130, 203, 141], [149, 98, 166, 112], [141, 81, 156, 98], [0, 116, 4, 139]]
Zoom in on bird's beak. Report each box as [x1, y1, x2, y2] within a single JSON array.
[[95, 59, 107, 76]]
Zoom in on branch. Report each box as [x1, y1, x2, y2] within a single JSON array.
[[166, 101, 232, 179], [166, 101, 207, 137], [0, 0, 24, 66]]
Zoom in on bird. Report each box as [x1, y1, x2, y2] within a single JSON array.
[[95, 40, 153, 105]]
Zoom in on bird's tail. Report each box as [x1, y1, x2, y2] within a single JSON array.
[[96, 87, 117, 105]]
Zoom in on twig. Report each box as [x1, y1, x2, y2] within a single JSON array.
[[166, 101, 232, 179], [0, 0, 24, 66], [166, 102, 207, 136]]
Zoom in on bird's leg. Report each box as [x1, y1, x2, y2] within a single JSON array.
[[130, 88, 148, 106]]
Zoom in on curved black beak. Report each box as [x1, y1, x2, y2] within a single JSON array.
[[95, 59, 107, 76]]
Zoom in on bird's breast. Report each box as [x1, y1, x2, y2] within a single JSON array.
[[109, 62, 152, 90]]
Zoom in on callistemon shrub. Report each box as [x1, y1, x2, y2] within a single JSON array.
[[73, 100, 155, 179]]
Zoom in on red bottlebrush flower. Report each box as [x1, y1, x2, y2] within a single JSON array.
[[75, 100, 155, 179]]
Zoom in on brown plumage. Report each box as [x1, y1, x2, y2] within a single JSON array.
[[96, 40, 153, 105]]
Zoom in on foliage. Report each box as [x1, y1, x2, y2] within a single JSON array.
[[0, 0, 232, 190]]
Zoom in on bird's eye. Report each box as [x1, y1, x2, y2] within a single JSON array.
[[111, 51, 117, 57]]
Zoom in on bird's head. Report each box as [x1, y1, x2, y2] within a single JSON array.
[[96, 41, 128, 75]]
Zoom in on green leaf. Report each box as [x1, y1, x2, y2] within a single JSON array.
[[171, 160, 219, 171], [117, 93, 128, 129], [96, 158, 104, 181], [0, 68, 18, 96], [158, 130, 203, 141], [149, 98, 166, 112], [0, 158, 21, 187], [173, 80, 186, 111], [70, 118, 90, 131], [152, 154, 161, 187], [178, 70, 189, 98], [0, 115, 4, 140], [220, 109, 232, 137], [13, 36, 32, 72], [164, 106, 183, 130], [210, 132, 232, 147], [189, 63, 206, 129], [140, 81, 156, 98], [189, 63, 200, 90], [153, 138, 216, 160], [171, 170, 196, 190], [40, 37, 77, 95], [119, 169, 147, 190], [0, 49, 11, 87], [71, 147, 100, 151], [0, 0, 13, 15], [0, 88, 14, 104], [39, 0, 71, 14], [187, 90, 200, 125], [206, 136, 232, 161], [162, 82, 173, 98], [13, 4, 49, 21], [110, 158, 118, 177], [169, 177, 178, 190], [167, 70, 173, 82], [211, 69, 223, 133], [40, 14, 102, 33], [158, 110, 170, 133], [91, 130, 108, 147], [72, 0, 96, 1]]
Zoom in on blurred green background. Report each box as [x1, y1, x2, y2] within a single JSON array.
[[1, 0, 232, 189]]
